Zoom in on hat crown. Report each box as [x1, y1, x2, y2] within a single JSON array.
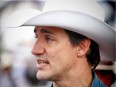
[[43, 0, 105, 21]]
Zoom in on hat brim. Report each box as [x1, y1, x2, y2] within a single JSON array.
[[7, 9, 115, 61]]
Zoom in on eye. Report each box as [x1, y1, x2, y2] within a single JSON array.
[[45, 35, 54, 42]]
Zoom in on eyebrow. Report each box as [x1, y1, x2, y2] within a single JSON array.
[[34, 27, 53, 34]]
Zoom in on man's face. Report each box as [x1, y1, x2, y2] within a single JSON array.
[[32, 26, 78, 81]]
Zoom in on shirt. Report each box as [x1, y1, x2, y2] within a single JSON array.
[[91, 71, 107, 87], [49, 71, 107, 87]]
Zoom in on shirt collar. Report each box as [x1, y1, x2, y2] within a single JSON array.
[[91, 71, 107, 87]]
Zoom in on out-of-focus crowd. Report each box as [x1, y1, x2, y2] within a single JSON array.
[[0, 44, 51, 87]]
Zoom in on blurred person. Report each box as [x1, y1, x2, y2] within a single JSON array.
[[0, 51, 16, 87], [6, 0, 115, 87], [11, 45, 30, 87]]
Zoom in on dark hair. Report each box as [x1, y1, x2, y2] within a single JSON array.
[[64, 29, 100, 69]]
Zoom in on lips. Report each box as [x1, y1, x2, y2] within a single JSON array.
[[36, 59, 49, 69], [37, 60, 49, 64]]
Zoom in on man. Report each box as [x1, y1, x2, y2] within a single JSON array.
[[32, 26, 102, 87], [7, 0, 115, 87]]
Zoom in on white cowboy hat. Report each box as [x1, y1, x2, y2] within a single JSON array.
[[6, 0, 115, 61]]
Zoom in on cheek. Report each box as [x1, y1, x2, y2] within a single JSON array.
[[47, 43, 77, 71]]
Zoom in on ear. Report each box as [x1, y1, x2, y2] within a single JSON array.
[[76, 39, 91, 57]]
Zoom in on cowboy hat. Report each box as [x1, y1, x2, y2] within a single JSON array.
[[6, 0, 115, 61]]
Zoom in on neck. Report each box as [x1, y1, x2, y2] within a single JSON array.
[[53, 59, 93, 87]]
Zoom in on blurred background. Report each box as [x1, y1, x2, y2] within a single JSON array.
[[0, 0, 115, 87]]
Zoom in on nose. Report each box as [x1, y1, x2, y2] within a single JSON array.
[[31, 40, 45, 55]]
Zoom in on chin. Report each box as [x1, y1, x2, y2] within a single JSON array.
[[36, 70, 52, 80]]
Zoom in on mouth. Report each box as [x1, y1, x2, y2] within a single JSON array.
[[36, 59, 49, 69]]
